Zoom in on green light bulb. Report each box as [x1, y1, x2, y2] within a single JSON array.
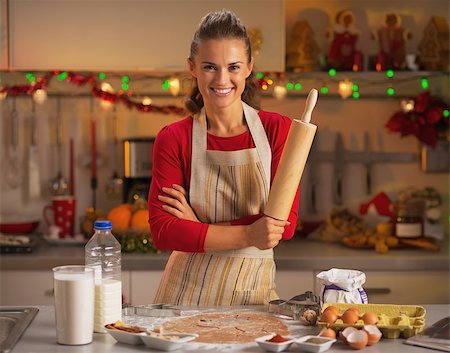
[[122, 76, 130, 83], [328, 68, 337, 77], [98, 73, 106, 80], [386, 70, 394, 78], [387, 87, 395, 96], [162, 80, 169, 90], [421, 78, 429, 90], [352, 84, 359, 91], [294, 83, 302, 90], [121, 83, 129, 90], [321, 86, 328, 94], [286, 82, 294, 90], [256, 72, 263, 80], [352, 92, 360, 99], [443, 110, 449, 118]]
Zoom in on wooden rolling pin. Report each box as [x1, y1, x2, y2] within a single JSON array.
[[264, 89, 318, 221]]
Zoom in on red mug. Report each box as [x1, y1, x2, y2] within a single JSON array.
[[43, 196, 76, 238]]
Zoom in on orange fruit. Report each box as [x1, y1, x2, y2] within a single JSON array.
[[107, 204, 132, 231], [130, 209, 149, 233]]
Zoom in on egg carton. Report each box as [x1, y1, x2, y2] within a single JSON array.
[[317, 303, 426, 339]]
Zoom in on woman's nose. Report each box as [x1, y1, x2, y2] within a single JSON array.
[[216, 68, 229, 84]]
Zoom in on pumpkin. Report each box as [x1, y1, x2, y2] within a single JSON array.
[[107, 204, 133, 231], [130, 209, 149, 232]]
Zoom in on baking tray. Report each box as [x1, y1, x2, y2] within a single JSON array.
[[0, 307, 39, 353], [0, 235, 40, 254], [317, 303, 426, 339]]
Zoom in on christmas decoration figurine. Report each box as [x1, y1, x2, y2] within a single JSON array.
[[373, 13, 412, 70], [286, 20, 320, 72], [326, 9, 362, 71], [418, 16, 449, 71]]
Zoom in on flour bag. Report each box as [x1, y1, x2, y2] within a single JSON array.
[[316, 268, 368, 304]]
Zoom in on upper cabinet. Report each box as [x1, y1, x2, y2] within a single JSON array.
[[7, 0, 284, 72], [0, 0, 7, 69]]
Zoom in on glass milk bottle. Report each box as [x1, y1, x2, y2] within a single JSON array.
[[85, 220, 122, 333]]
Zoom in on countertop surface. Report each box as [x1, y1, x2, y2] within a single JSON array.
[[9, 304, 450, 353], [1, 236, 449, 271]]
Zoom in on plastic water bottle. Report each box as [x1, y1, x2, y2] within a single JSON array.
[[85, 220, 122, 333]]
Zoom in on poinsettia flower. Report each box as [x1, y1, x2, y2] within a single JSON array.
[[426, 106, 444, 125], [414, 91, 432, 113], [418, 124, 439, 148], [386, 91, 449, 148]]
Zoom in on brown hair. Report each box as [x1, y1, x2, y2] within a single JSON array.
[[185, 10, 259, 114]]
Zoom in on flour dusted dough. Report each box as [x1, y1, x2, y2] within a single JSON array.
[[161, 312, 288, 344]]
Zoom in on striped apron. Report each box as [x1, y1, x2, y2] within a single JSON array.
[[154, 102, 278, 306]]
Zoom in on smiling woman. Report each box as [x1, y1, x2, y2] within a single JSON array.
[[147, 10, 300, 306]]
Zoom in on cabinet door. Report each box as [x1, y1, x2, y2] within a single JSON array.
[[275, 270, 314, 300], [129, 271, 163, 305], [314, 270, 450, 304], [8, 0, 284, 71], [0, 270, 131, 306], [0, 271, 54, 305]]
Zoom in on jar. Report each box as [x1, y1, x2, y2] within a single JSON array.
[[394, 201, 425, 238]]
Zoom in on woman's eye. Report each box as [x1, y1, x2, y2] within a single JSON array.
[[203, 65, 216, 71], [229, 65, 240, 71]]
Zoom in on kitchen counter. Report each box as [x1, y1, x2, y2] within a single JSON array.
[[10, 304, 450, 353], [1, 237, 448, 271]]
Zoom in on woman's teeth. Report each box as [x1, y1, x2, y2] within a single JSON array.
[[212, 88, 232, 95]]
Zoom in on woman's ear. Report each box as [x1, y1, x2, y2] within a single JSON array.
[[187, 57, 197, 78]]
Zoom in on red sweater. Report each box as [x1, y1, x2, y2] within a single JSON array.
[[148, 109, 300, 252]]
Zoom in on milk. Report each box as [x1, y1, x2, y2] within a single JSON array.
[[94, 279, 122, 333], [53, 267, 94, 345]]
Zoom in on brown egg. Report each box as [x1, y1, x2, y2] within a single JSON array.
[[346, 307, 361, 317], [339, 326, 358, 343], [342, 309, 359, 324], [347, 330, 369, 350], [320, 310, 338, 324], [362, 312, 379, 325], [323, 305, 340, 317], [363, 325, 382, 345], [319, 328, 336, 339]]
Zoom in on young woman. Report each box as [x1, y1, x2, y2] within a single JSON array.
[[148, 10, 299, 306]]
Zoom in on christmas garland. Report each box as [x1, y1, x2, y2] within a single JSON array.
[[0, 71, 187, 116]]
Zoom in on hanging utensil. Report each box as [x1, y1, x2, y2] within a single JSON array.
[[105, 106, 123, 197], [28, 101, 41, 199], [50, 97, 69, 196], [90, 99, 97, 210], [308, 134, 319, 214], [6, 98, 21, 189], [363, 132, 372, 195], [333, 133, 345, 206]]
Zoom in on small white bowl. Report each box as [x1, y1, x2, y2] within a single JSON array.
[[295, 335, 336, 353], [140, 332, 198, 351], [105, 327, 145, 345], [255, 334, 295, 352]]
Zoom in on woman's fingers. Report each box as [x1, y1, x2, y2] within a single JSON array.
[[171, 184, 187, 196], [158, 194, 183, 210]]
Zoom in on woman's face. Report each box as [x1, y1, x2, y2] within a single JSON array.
[[188, 38, 253, 111]]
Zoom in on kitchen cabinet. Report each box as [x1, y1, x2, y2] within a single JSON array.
[[0, 270, 131, 306], [129, 270, 163, 305], [313, 270, 450, 305], [0, 0, 7, 69], [275, 270, 314, 300], [7, 0, 284, 71]]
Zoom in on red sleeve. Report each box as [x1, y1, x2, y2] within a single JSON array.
[[148, 121, 208, 252]]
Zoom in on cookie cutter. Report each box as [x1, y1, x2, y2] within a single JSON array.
[[268, 291, 321, 325], [122, 304, 181, 318]]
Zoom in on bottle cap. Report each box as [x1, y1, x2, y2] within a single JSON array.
[[94, 220, 112, 230]]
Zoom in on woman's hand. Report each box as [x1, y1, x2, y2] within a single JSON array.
[[158, 184, 200, 222], [246, 216, 290, 250]]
